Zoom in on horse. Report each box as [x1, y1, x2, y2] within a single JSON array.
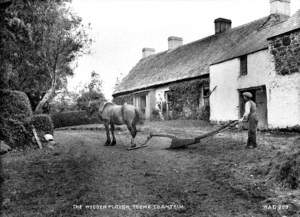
[[87, 101, 142, 148]]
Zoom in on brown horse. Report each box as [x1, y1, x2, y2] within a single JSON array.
[[88, 101, 141, 148]]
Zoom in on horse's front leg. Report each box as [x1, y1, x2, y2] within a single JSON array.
[[104, 122, 111, 146], [110, 123, 116, 146]]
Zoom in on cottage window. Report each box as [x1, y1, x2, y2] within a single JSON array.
[[203, 87, 210, 98], [203, 86, 210, 107], [240, 55, 248, 76]]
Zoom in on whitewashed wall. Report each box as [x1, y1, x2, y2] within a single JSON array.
[[268, 74, 300, 128], [155, 86, 169, 102], [132, 86, 170, 120], [210, 58, 240, 121], [210, 49, 300, 128], [146, 90, 156, 119]]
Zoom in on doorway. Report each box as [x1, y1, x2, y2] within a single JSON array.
[[239, 85, 268, 129], [134, 93, 147, 116], [140, 95, 146, 115]]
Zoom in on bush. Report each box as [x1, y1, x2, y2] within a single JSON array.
[[266, 150, 300, 189], [30, 114, 54, 135], [77, 90, 106, 110], [51, 110, 99, 128], [0, 89, 32, 121], [0, 117, 33, 149], [0, 89, 33, 148]]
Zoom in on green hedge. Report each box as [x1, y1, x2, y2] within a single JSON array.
[[51, 111, 100, 128], [0, 89, 32, 121], [0, 117, 33, 149], [30, 114, 54, 135], [0, 89, 34, 148]]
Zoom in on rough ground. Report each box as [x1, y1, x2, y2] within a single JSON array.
[[1, 120, 299, 217]]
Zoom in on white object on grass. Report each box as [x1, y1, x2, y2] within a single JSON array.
[[44, 134, 54, 141]]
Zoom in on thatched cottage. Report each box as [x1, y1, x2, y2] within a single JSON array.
[[113, 0, 300, 129]]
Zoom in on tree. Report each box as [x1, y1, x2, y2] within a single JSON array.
[[0, 0, 92, 113], [88, 70, 103, 93], [113, 72, 124, 93], [50, 88, 79, 113], [77, 71, 106, 110]]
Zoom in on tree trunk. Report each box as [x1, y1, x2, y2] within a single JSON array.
[[34, 86, 56, 114], [35, 41, 60, 114]]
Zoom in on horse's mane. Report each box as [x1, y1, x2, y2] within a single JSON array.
[[101, 102, 114, 113]]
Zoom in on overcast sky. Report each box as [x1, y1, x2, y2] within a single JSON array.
[[68, 0, 300, 100]]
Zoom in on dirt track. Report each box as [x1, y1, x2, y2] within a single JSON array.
[[1, 121, 299, 217]]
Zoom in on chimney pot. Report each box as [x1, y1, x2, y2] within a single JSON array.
[[168, 36, 183, 50], [270, 0, 291, 16], [142, 48, 155, 58], [214, 18, 232, 34]]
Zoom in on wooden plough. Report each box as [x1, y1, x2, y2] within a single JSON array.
[[127, 120, 238, 151]]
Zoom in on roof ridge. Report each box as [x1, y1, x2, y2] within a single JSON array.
[[138, 13, 292, 63], [144, 16, 271, 58], [182, 15, 282, 47]]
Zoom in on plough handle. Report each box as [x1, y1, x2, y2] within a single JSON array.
[[194, 120, 238, 142]]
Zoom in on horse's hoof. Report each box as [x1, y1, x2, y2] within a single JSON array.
[[104, 142, 111, 146], [111, 141, 116, 146], [130, 144, 136, 148]]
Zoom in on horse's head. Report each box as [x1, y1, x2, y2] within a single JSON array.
[[98, 101, 106, 114], [86, 100, 106, 118]]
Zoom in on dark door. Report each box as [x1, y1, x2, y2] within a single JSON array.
[[255, 87, 268, 129], [239, 86, 268, 129]]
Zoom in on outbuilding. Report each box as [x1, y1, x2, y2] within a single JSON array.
[[113, 0, 300, 129]]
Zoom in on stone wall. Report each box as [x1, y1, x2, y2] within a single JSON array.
[[112, 94, 133, 105], [167, 78, 209, 120], [269, 29, 300, 75], [268, 29, 300, 128]]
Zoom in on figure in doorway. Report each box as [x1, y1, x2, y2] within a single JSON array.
[[156, 93, 164, 120]]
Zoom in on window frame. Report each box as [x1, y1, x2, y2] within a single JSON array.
[[240, 55, 248, 76]]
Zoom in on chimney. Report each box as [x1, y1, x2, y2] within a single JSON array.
[[214, 18, 232, 34], [142, 48, 155, 58], [270, 0, 291, 16], [168, 36, 183, 50]]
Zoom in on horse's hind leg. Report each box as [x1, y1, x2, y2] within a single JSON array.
[[127, 123, 137, 148], [110, 123, 116, 146], [104, 122, 111, 146]]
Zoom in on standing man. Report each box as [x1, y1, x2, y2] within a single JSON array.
[[155, 102, 164, 121], [239, 92, 258, 148]]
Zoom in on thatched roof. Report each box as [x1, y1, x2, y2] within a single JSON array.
[[114, 12, 300, 96], [214, 11, 300, 64]]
